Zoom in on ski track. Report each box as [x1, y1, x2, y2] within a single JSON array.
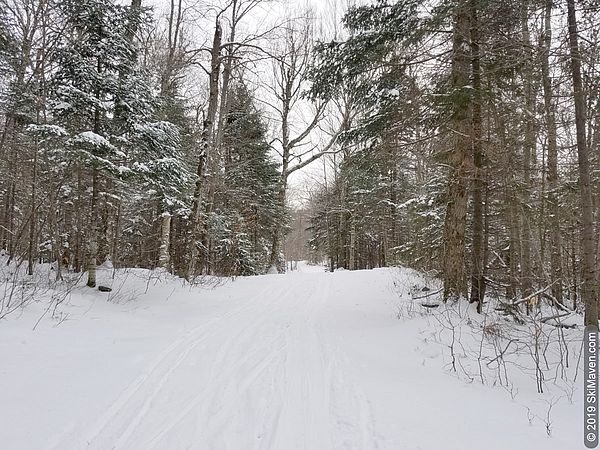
[[51, 273, 380, 450]]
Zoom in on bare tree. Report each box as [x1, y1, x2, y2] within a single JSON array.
[[265, 18, 342, 271]]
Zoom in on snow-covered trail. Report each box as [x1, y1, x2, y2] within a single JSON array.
[[70, 271, 378, 450], [0, 266, 579, 450]]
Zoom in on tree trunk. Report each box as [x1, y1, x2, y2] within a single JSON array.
[[74, 164, 83, 273], [520, 5, 535, 311], [268, 181, 287, 271], [442, 1, 470, 302], [214, 0, 238, 162], [566, 0, 597, 326], [268, 63, 292, 272], [158, 213, 171, 269], [87, 167, 98, 288], [349, 219, 356, 270], [508, 197, 520, 301], [189, 18, 221, 277], [112, 196, 122, 271], [469, 0, 485, 313], [87, 54, 102, 288], [541, 0, 563, 304], [27, 126, 38, 276]]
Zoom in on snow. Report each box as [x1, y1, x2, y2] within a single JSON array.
[[0, 265, 581, 450], [53, 101, 72, 111], [74, 131, 114, 149], [26, 124, 68, 136], [397, 197, 419, 209], [266, 265, 279, 274]]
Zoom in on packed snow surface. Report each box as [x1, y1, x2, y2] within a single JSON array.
[[0, 264, 581, 449]]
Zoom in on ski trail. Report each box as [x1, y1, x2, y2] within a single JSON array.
[[6, 267, 581, 450], [140, 282, 298, 449], [268, 274, 333, 450], [52, 271, 382, 450], [321, 325, 380, 450], [73, 282, 290, 450]]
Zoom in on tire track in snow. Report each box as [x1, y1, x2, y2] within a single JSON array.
[[315, 279, 379, 450], [268, 274, 333, 450], [321, 330, 380, 450], [144, 276, 324, 450]]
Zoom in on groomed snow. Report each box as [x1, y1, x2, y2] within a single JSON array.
[[0, 264, 581, 450]]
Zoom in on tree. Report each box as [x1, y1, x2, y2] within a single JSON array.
[[212, 79, 284, 275], [441, 1, 471, 302], [46, 0, 190, 285], [266, 18, 342, 271], [468, 0, 485, 312], [539, 0, 562, 304], [566, 0, 597, 326]]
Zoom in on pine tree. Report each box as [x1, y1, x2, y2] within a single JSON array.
[[212, 80, 284, 275], [47, 0, 190, 284]]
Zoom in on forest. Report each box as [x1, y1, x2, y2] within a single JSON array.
[[1, 0, 598, 448], [1, 0, 599, 319]]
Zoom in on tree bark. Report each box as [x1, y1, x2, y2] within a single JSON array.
[[566, 0, 597, 326], [268, 181, 287, 271], [158, 213, 171, 269], [469, 0, 485, 312], [540, 0, 563, 304], [27, 124, 38, 276], [87, 167, 98, 288], [214, 0, 238, 162], [189, 18, 221, 277], [520, 5, 535, 310], [442, 1, 470, 302], [87, 53, 102, 288], [349, 220, 356, 271]]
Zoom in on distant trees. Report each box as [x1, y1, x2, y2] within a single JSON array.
[[265, 18, 342, 272]]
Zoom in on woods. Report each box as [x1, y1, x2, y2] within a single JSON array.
[[0, 0, 598, 320], [0, 2, 597, 447], [306, 0, 600, 319], [0, 0, 292, 281]]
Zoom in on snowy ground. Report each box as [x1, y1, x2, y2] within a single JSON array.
[[0, 263, 582, 449]]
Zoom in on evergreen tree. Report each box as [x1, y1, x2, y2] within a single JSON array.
[[46, 0, 190, 282], [211, 80, 285, 275]]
